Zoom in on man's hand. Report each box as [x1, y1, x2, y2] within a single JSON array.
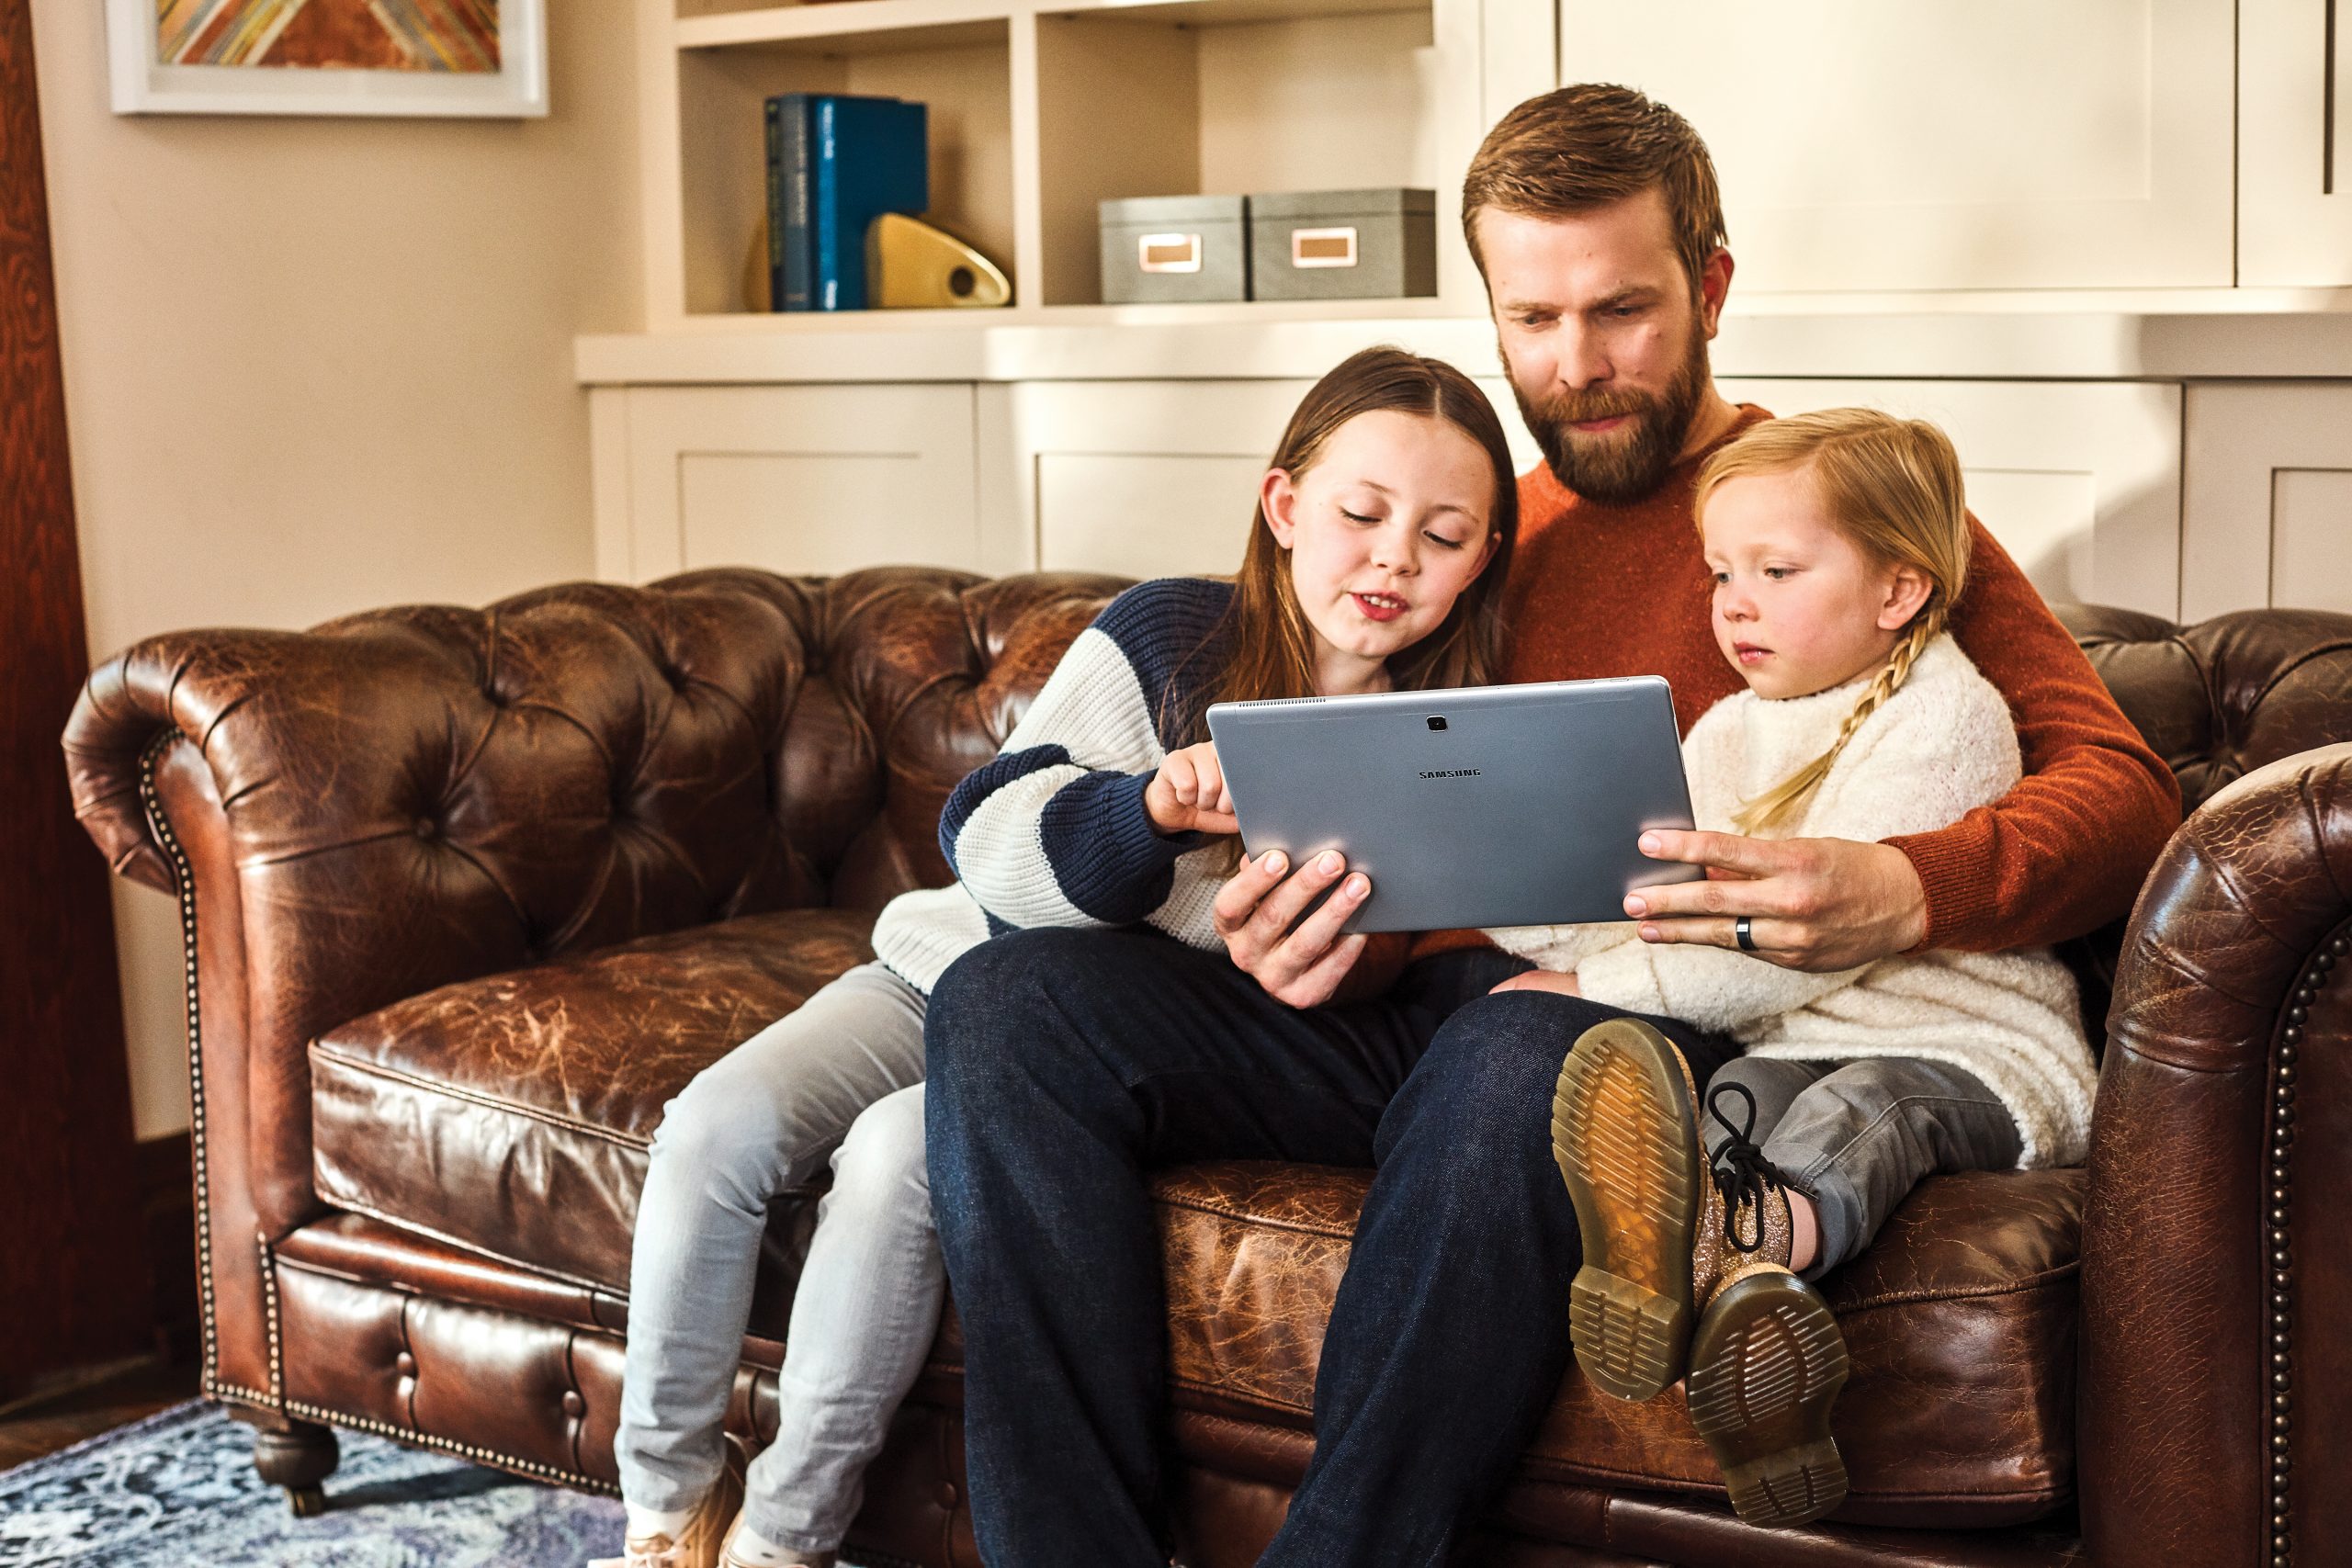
[[1623, 829, 1928, 973], [1213, 849, 1370, 1008], [1145, 741, 1240, 837], [1489, 969, 1581, 998]]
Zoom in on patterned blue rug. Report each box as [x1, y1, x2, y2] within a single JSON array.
[[0, 1400, 624, 1566]]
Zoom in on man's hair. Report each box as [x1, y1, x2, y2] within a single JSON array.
[[1461, 84, 1726, 294]]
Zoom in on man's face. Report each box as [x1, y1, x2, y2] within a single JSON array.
[[1476, 189, 1726, 505]]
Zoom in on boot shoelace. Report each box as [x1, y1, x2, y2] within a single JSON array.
[[1704, 1081, 1814, 1253]]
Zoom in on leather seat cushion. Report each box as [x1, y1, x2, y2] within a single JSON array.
[[310, 908, 876, 1300], [1152, 1161, 2081, 1528]]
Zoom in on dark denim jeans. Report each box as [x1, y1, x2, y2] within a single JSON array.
[[923, 928, 1736, 1568]]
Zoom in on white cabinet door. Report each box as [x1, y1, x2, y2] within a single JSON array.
[[989, 378, 1548, 580], [1559, 0, 2235, 292], [594, 384, 989, 581], [1719, 380, 2183, 617], [2182, 384, 2352, 620], [990, 381, 1306, 580], [2240, 0, 2352, 287]]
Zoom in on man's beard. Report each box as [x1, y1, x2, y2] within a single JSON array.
[[1512, 327, 1709, 506]]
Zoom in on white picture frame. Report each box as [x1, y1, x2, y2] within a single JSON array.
[[107, 0, 548, 118]]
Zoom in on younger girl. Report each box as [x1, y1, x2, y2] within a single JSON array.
[[1491, 409, 2095, 1530], [603, 345, 1518, 1568]]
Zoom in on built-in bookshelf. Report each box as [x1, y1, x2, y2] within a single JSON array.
[[638, 0, 1543, 327]]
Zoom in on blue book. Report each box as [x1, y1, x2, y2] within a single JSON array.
[[763, 94, 814, 311], [811, 96, 928, 310]]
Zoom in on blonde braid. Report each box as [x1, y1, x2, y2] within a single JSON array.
[[1732, 608, 1943, 837]]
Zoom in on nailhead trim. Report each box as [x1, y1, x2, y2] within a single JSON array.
[[2267, 927, 2346, 1566], [279, 1398, 620, 1495], [138, 733, 223, 1396], [260, 1235, 287, 1410]]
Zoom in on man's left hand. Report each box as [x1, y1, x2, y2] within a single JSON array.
[[1623, 830, 1928, 973]]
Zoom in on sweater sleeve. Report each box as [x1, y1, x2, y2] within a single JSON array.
[[1887, 520, 2181, 953], [1577, 665, 2024, 1032], [939, 585, 1217, 929]]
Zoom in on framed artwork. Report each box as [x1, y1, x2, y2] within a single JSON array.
[[107, 0, 548, 117]]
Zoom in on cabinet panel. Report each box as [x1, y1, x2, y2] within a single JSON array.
[[1719, 379, 2182, 617], [2273, 471, 2352, 615], [1560, 1, 2234, 291], [2184, 384, 2352, 619], [991, 380, 1306, 577], [1038, 454, 1262, 578], [614, 384, 982, 580], [2239, 0, 2352, 287], [679, 453, 956, 578], [992, 378, 1550, 579]]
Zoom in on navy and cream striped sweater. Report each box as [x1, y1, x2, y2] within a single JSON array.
[[868, 576, 1238, 993]]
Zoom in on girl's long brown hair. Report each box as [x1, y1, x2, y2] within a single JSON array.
[[1167, 346, 1520, 749]]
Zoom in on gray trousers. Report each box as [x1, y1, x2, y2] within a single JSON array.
[[1702, 1055, 2024, 1280], [615, 963, 937, 1555]]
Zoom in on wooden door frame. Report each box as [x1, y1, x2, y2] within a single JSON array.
[[0, 0, 152, 1404]]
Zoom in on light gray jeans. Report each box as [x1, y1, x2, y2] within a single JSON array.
[[615, 962, 938, 1556], [1702, 1055, 2024, 1280]]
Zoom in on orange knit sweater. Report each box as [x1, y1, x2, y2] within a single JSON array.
[[1414, 404, 2181, 964]]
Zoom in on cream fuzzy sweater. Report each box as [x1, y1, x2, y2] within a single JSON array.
[[1487, 635, 2097, 1168]]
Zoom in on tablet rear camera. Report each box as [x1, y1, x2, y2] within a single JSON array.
[[1426, 716, 1447, 731]]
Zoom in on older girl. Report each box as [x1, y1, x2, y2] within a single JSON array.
[[1498, 408, 2095, 1529], [605, 345, 1518, 1568]]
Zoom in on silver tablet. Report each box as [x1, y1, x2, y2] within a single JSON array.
[[1205, 678, 1702, 933]]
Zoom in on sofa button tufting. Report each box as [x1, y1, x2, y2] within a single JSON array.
[[396, 1351, 416, 1378], [413, 818, 436, 839], [562, 1391, 585, 1418], [934, 1481, 961, 1509]]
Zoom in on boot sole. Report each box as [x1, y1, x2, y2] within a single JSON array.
[[1552, 1019, 1701, 1403], [1687, 1270, 1850, 1529]]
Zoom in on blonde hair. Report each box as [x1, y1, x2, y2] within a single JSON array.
[[1694, 409, 1972, 836]]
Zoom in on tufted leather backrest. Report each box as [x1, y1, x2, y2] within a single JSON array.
[[61, 572, 2352, 1235], [2061, 604, 2352, 813], [2052, 604, 2352, 1043], [72, 569, 1128, 942], [64, 568, 1125, 1235]]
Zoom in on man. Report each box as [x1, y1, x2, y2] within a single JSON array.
[[924, 85, 2178, 1564]]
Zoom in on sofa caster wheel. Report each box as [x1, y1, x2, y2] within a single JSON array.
[[254, 1420, 340, 1518]]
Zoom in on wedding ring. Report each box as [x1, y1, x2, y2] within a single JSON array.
[[1735, 915, 1757, 953]]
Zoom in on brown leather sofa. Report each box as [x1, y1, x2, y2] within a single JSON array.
[[61, 567, 2352, 1567]]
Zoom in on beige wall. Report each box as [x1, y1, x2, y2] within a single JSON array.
[[33, 0, 644, 1139]]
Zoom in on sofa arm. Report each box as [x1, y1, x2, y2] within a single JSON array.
[[2080, 742, 2352, 1566]]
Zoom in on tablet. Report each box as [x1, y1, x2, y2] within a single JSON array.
[[1205, 678, 1702, 933]]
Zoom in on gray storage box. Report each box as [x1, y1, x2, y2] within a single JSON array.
[[1099, 194, 1250, 304], [1248, 187, 1437, 301]]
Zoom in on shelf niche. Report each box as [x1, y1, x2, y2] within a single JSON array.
[[1035, 0, 1441, 307], [677, 19, 1016, 316]]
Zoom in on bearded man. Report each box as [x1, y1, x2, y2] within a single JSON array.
[[921, 85, 2177, 1564]]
